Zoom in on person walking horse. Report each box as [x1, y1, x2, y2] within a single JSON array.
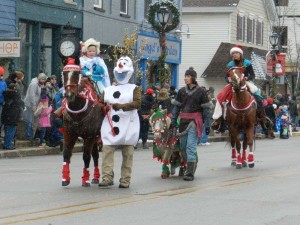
[[171, 67, 209, 181]]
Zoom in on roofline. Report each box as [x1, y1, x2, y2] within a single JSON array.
[[183, 7, 236, 14]]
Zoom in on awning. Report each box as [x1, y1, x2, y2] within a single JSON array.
[[201, 42, 268, 80]]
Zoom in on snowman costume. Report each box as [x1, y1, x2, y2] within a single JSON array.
[[100, 56, 141, 188]]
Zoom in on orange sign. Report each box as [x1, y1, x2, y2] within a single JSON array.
[[266, 51, 286, 76], [275, 53, 286, 76], [266, 51, 273, 76], [0, 39, 21, 57]]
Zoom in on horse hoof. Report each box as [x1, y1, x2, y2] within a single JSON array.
[[242, 161, 248, 167], [248, 163, 255, 168], [231, 162, 236, 167], [161, 174, 169, 179], [236, 164, 242, 169], [62, 181, 70, 186], [82, 183, 91, 187], [91, 179, 99, 184]]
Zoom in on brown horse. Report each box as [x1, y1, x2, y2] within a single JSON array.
[[226, 67, 257, 169], [61, 60, 105, 187]]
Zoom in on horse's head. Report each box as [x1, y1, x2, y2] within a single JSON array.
[[227, 67, 246, 91], [149, 109, 170, 140], [62, 58, 82, 103]]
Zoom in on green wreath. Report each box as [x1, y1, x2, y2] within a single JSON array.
[[148, 1, 180, 33]]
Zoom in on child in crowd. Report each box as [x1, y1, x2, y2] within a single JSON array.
[[34, 96, 52, 147], [1, 83, 24, 149], [280, 109, 290, 139], [80, 38, 110, 94]]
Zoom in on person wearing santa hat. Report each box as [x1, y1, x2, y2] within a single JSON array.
[[80, 38, 110, 94], [211, 45, 272, 137]]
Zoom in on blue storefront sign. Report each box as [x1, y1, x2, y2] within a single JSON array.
[[136, 31, 182, 89]]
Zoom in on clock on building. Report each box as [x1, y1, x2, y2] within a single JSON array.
[[57, 36, 80, 58]]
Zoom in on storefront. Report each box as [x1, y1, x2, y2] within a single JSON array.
[[136, 31, 181, 90]]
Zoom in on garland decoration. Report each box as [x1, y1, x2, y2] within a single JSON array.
[[148, 1, 180, 33], [148, 1, 180, 88]]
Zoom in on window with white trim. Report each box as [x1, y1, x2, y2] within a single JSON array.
[[256, 19, 264, 45], [144, 0, 152, 20], [247, 16, 255, 43], [94, 0, 103, 8], [120, 0, 128, 15], [236, 13, 245, 41]]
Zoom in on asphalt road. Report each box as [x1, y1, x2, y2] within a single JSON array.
[[1, 136, 300, 225]]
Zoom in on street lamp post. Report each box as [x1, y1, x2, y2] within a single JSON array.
[[157, 6, 170, 88], [269, 32, 279, 97], [148, 1, 180, 88]]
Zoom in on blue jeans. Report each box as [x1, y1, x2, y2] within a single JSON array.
[[25, 121, 34, 140], [198, 125, 208, 144], [39, 127, 47, 145], [3, 125, 16, 148], [180, 125, 198, 162]]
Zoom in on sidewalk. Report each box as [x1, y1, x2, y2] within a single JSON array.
[[1, 130, 300, 159]]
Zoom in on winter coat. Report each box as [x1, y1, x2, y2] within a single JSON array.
[[0, 79, 7, 104], [1, 90, 24, 125], [35, 105, 53, 128], [139, 94, 156, 116], [23, 78, 43, 108]]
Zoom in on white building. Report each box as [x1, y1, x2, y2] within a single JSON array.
[[179, 0, 277, 94]]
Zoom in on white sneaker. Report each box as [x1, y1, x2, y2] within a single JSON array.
[[200, 142, 211, 146]]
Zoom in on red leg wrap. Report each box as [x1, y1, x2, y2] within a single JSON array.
[[242, 149, 247, 162], [82, 168, 90, 185], [62, 162, 70, 182], [237, 154, 242, 165], [231, 149, 237, 161], [247, 153, 254, 164], [94, 166, 100, 180]]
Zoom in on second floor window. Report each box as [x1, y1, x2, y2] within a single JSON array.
[[121, 0, 128, 15], [256, 20, 264, 45], [94, 0, 103, 8], [273, 26, 288, 47], [247, 17, 255, 43], [236, 14, 245, 41], [274, 0, 289, 6], [144, 0, 152, 20]]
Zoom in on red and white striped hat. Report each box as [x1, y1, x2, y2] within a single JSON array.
[[63, 58, 81, 71]]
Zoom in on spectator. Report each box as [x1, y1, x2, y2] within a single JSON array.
[[23, 73, 47, 141], [288, 96, 298, 132], [156, 88, 172, 114], [1, 83, 24, 149], [137, 88, 156, 149], [0, 66, 7, 136], [34, 96, 52, 147], [265, 97, 277, 132]]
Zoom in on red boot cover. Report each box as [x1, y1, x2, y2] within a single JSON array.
[[247, 153, 254, 163], [94, 167, 100, 180], [242, 149, 247, 162], [62, 162, 70, 182], [237, 154, 242, 165], [82, 168, 90, 185], [231, 149, 237, 161]]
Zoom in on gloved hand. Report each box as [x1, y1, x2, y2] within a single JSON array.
[[205, 127, 210, 135], [112, 103, 123, 111]]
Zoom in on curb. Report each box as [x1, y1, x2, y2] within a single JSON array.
[[1, 132, 299, 159]]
